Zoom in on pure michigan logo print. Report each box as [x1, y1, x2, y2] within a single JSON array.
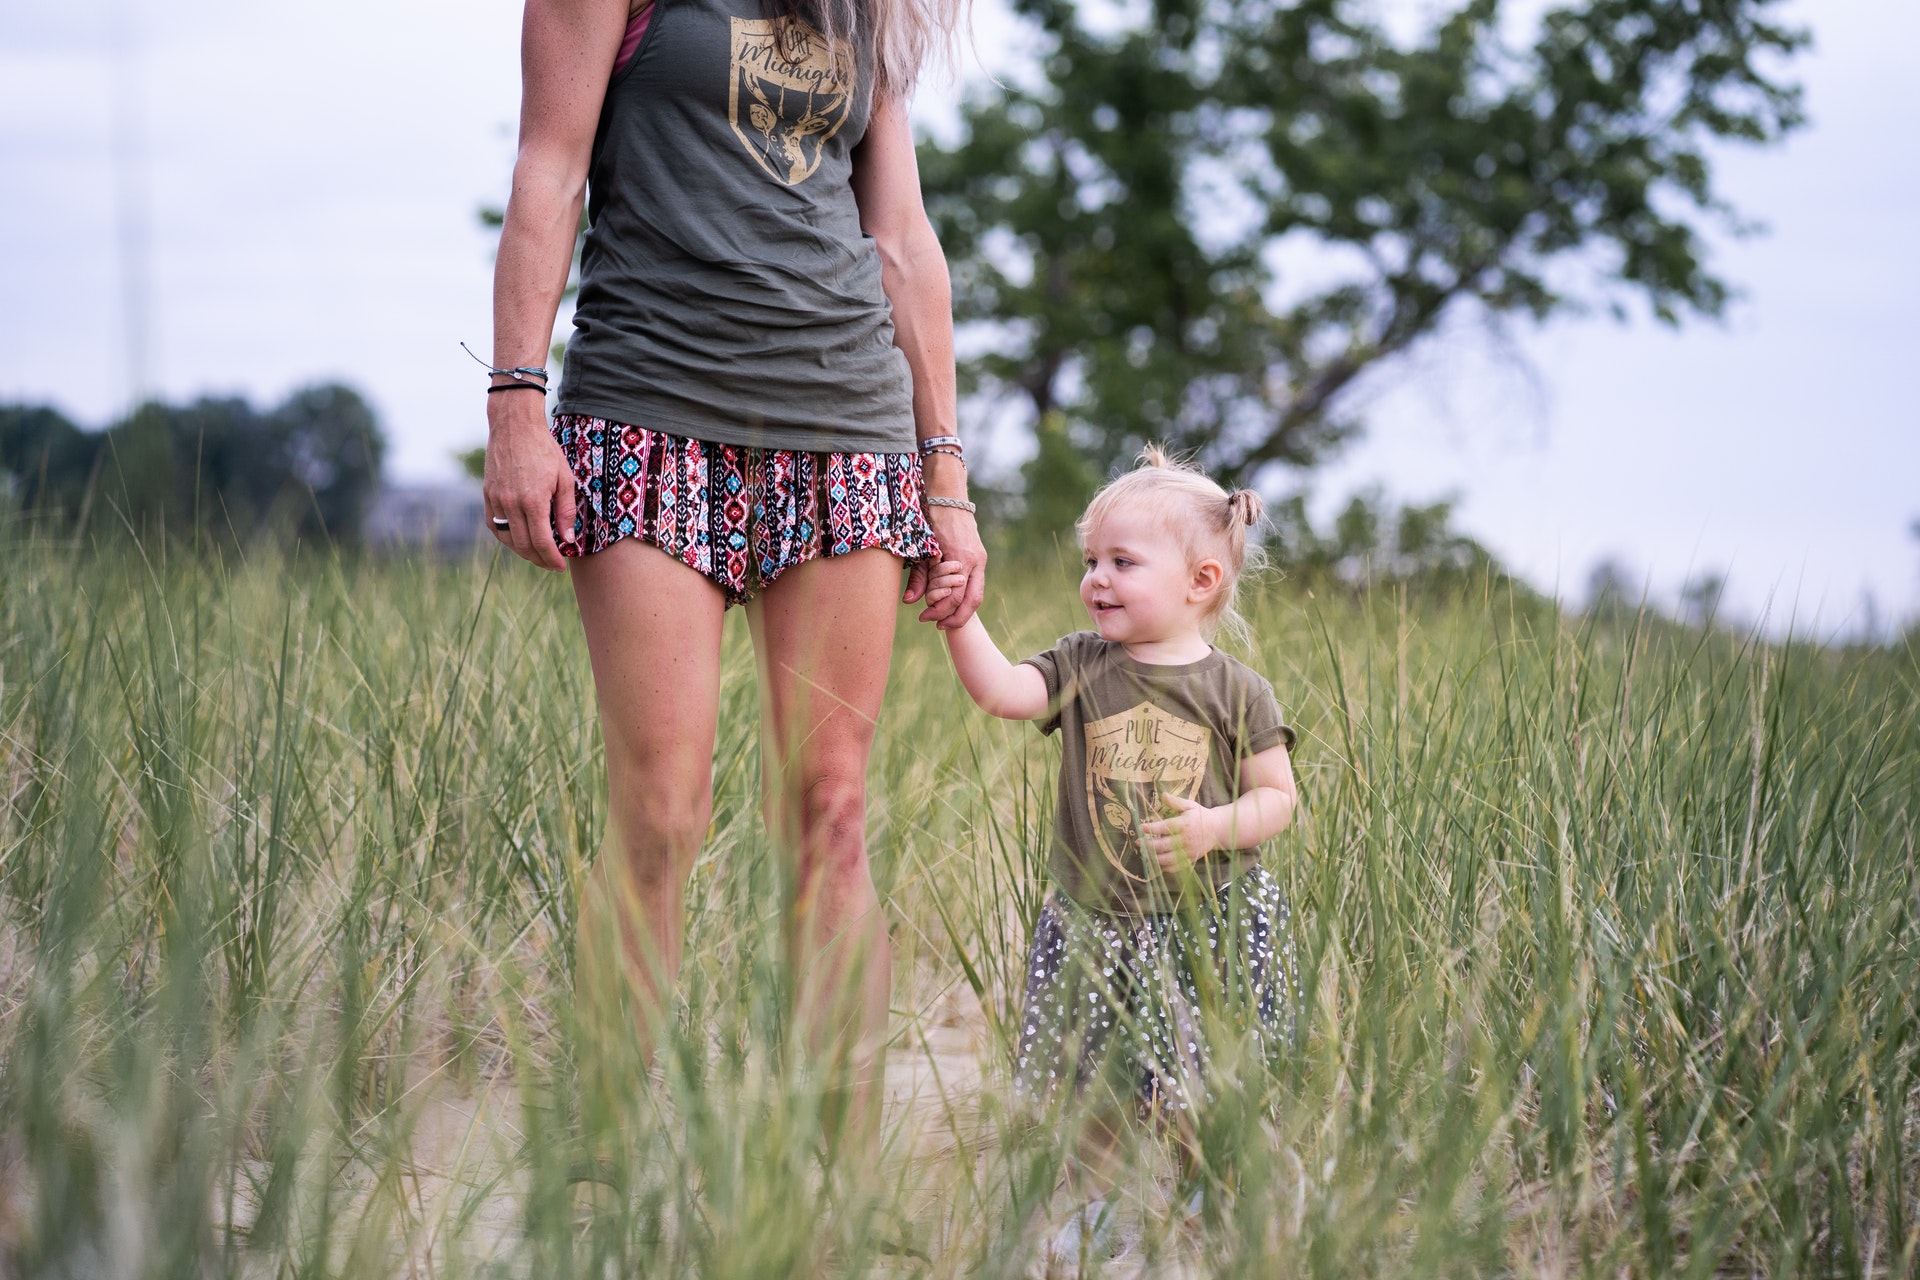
[[728, 16, 854, 186], [1083, 702, 1210, 881]]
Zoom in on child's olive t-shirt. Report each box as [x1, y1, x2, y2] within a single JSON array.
[[1022, 632, 1296, 917]]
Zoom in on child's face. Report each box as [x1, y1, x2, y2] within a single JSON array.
[[1078, 504, 1217, 647]]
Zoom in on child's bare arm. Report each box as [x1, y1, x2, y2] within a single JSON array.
[[1221, 743, 1298, 846], [1140, 744, 1296, 868], [942, 615, 1050, 720]]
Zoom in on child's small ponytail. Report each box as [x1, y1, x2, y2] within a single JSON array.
[[1226, 489, 1264, 528]]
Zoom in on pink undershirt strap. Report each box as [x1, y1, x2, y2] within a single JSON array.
[[614, 3, 654, 75]]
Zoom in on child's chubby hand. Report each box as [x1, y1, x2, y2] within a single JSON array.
[[1139, 794, 1220, 869], [921, 560, 970, 611]]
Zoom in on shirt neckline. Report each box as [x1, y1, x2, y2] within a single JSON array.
[[1099, 636, 1223, 678]]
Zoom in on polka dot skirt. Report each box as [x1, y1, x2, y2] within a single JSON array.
[[1013, 867, 1297, 1112]]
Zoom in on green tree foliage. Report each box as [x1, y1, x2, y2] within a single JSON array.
[[1266, 485, 1497, 583], [1005, 410, 1103, 549], [921, 0, 1805, 502], [0, 384, 386, 544]]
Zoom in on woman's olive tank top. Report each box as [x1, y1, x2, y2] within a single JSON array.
[[555, 0, 917, 454]]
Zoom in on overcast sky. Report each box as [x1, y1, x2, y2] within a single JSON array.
[[1, 0, 1914, 632]]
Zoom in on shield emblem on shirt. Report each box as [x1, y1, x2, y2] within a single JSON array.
[[1083, 701, 1212, 882], [728, 16, 855, 186]]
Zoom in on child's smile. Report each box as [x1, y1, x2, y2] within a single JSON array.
[[1079, 506, 1216, 663]]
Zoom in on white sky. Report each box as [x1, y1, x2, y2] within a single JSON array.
[[1, 0, 1915, 632]]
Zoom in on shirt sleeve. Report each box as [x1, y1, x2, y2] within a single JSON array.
[[1234, 667, 1296, 757], [1019, 632, 1082, 737]]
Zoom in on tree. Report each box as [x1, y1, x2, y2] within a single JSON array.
[[1679, 569, 1728, 628], [1265, 485, 1493, 583], [0, 406, 99, 519], [0, 384, 386, 544], [1007, 410, 1103, 549], [1585, 556, 1639, 614], [920, 0, 1805, 502], [270, 385, 385, 542]]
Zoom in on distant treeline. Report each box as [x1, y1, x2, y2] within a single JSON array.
[[0, 384, 385, 543]]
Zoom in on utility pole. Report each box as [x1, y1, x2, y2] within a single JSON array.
[[109, 0, 156, 414]]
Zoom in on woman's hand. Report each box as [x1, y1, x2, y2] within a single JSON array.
[[909, 504, 986, 629], [1140, 795, 1221, 869], [486, 0, 627, 569], [483, 393, 577, 571], [903, 448, 984, 627]]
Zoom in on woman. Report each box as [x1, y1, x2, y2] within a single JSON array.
[[482, 0, 983, 1134]]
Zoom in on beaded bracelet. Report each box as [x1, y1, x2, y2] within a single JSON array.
[[918, 435, 964, 468]]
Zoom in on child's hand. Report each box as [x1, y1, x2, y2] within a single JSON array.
[[1140, 794, 1220, 869], [921, 560, 970, 611]]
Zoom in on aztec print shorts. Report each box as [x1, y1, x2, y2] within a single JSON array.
[[549, 415, 941, 606], [1013, 867, 1298, 1113]]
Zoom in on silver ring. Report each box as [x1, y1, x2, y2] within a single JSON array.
[[490, 516, 510, 531]]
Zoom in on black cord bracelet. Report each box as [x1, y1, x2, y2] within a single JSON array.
[[486, 382, 548, 395]]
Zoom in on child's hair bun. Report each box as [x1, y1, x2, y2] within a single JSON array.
[[1227, 489, 1265, 527], [1139, 443, 1175, 470]]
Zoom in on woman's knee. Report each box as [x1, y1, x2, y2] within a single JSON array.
[[608, 786, 711, 884], [792, 773, 870, 877]]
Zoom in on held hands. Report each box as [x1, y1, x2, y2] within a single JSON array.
[[1139, 794, 1221, 870], [919, 560, 969, 608], [902, 454, 990, 629]]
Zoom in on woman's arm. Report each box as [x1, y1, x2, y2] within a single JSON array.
[[1139, 744, 1297, 869], [943, 617, 1051, 720], [485, 0, 630, 570], [849, 95, 987, 630]]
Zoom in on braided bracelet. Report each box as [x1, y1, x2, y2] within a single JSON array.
[[462, 341, 550, 386], [925, 495, 977, 514]]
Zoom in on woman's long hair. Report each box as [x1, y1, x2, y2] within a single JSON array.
[[764, 0, 965, 102]]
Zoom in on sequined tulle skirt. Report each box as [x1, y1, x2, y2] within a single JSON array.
[[1013, 867, 1297, 1112]]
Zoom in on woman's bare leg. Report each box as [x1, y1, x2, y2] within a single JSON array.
[[570, 538, 727, 1071], [746, 548, 901, 1146]]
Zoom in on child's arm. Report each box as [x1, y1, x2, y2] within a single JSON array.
[[923, 559, 1051, 720], [943, 616, 1052, 720], [1139, 744, 1296, 870]]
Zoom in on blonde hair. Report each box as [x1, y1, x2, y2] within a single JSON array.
[[768, 0, 966, 102], [1077, 445, 1267, 642]]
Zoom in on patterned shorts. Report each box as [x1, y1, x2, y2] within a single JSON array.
[[1013, 867, 1297, 1113], [549, 415, 941, 606]]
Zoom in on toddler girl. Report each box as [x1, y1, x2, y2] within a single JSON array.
[[925, 445, 1299, 1128]]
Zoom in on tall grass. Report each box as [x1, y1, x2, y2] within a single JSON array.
[[0, 536, 1915, 1276]]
